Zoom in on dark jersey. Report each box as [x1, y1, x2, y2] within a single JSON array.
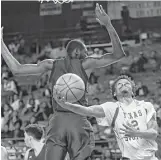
[[27, 145, 45, 160], [49, 57, 88, 111]]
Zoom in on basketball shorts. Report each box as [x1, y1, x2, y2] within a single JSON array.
[[45, 111, 95, 160]]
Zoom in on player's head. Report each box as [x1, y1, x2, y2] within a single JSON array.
[[111, 75, 136, 100], [66, 39, 88, 60], [24, 124, 44, 148]]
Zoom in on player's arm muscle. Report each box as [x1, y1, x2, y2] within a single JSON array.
[[59, 102, 105, 118], [83, 23, 126, 70], [1, 40, 54, 76]]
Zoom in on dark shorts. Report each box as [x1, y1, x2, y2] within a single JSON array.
[[45, 111, 95, 160]]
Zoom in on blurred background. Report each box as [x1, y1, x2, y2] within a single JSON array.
[[1, 1, 161, 160]]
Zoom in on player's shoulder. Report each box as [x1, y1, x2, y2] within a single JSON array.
[[100, 101, 118, 111], [137, 100, 154, 111]]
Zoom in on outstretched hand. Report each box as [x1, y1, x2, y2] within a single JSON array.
[[52, 87, 66, 106], [119, 123, 139, 137], [95, 3, 111, 26]]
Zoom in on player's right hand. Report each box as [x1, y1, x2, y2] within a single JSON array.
[[95, 3, 111, 26]]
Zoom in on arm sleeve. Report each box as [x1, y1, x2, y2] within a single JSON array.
[[96, 102, 117, 126], [145, 102, 156, 123]]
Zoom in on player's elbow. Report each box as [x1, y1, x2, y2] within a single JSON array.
[[152, 131, 158, 140], [11, 65, 22, 76]]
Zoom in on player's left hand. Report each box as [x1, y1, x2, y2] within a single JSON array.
[[95, 3, 111, 26], [119, 124, 139, 137], [52, 87, 66, 105]]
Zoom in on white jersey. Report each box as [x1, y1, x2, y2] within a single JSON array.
[[97, 100, 158, 160]]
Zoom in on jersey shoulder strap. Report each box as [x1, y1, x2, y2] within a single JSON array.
[[111, 106, 119, 128]]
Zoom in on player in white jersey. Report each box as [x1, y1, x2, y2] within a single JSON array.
[[53, 75, 158, 160]]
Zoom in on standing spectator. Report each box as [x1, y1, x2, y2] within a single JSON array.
[[121, 4, 130, 33], [17, 35, 26, 55]]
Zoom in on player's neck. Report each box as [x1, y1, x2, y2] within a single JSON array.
[[118, 96, 133, 106], [33, 142, 44, 156]]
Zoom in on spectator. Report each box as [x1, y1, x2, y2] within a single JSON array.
[[9, 111, 19, 131], [10, 94, 20, 111], [30, 39, 41, 55], [17, 35, 26, 55], [43, 86, 51, 98], [129, 56, 139, 73], [137, 52, 148, 72], [8, 36, 20, 54], [80, 16, 88, 32], [42, 101, 53, 118], [2, 77, 18, 95], [150, 50, 161, 71], [12, 120, 24, 138], [26, 95, 40, 113], [35, 105, 48, 122], [92, 98, 100, 105], [136, 81, 149, 97], [88, 72, 104, 96], [1, 123, 13, 138]]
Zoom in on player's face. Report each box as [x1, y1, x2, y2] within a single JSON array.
[[70, 48, 87, 60], [24, 132, 32, 148], [115, 79, 133, 97]]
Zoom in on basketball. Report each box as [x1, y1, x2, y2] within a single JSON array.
[[54, 73, 85, 103]]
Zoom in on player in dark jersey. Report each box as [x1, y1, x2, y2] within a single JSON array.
[[24, 124, 45, 160], [1, 4, 126, 160]]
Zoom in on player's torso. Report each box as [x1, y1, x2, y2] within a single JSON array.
[[114, 101, 157, 159], [49, 58, 88, 111], [27, 146, 45, 160]]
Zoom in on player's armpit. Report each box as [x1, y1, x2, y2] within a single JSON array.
[[89, 105, 105, 118]]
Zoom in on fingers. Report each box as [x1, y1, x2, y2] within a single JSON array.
[[123, 123, 131, 130], [120, 128, 127, 132], [100, 5, 106, 15]]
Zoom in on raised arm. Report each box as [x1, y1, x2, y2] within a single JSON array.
[[1, 27, 54, 77], [83, 4, 126, 70]]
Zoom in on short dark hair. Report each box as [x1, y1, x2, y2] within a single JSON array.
[[93, 98, 100, 102], [111, 75, 136, 100], [66, 39, 87, 54], [24, 124, 44, 141]]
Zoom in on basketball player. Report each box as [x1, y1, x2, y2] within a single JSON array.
[[54, 75, 158, 160], [1, 146, 9, 160], [1, 4, 126, 160], [24, 124, 45, 160]]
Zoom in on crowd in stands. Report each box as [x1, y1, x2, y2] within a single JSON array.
[[1, 32, 161, 159]]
